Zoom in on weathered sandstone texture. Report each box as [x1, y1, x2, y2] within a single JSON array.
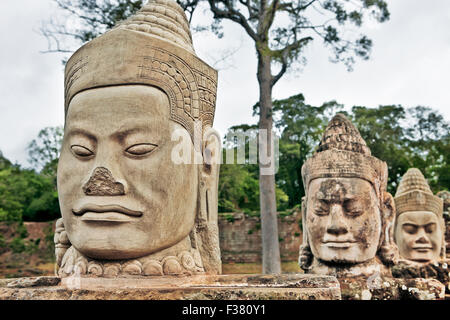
[[0, 274, 341, 300], [1, 274, 444, 300], [392, 260, 450, 294], [338, 276, 445, 300]]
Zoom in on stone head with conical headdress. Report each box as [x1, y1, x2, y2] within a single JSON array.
[[299, 114, 399, 277], [394, 168, 445, 264], [56, 0, 222, 278]]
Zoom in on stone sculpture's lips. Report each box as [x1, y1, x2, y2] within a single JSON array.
[[322, 240, 357, 249], [72, 204, 143, 217], [412, 245, 433, 251]]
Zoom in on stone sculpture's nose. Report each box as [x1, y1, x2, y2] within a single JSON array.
[[327, 204, 348, 236], [82, 167, 125, 196], [416, 233, 429, 244]]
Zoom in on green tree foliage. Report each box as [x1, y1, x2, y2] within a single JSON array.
[[0, 126, 63, 222], [266, 95, 345, 206], [27, 126, 63, 179], [407, 106, 450, 191], [218, 162, 259, 212], [351, 105, 449, 193], [0, 158, 59, 222], [349, 105, 408, 194], [0, 151, 12, 170], [265, 95, 449, 204], [218, 125, 289, 213], [0, 167, 23, 222], [24, 190, 61, 222], [218, 161, 290, 213], [215, 100, 448, 212], [230, 97, 449, 208]]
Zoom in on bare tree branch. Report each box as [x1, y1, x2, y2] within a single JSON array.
[[278, 0, 317, 15], [260, 0, 280, 38], [207, 0, 259, 41], [177, 0, 201, 23], [238, 0, 259, 20], [271, 36, 313, 86], [54, 0, 106, 26]]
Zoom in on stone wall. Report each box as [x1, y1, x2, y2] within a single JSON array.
[[218, 211, 302, 263]]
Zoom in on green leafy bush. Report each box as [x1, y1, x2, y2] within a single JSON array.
[[9, 237, 26, 253], [24, 190, 60, 222], [16, 223, 28, 239], [0, 234, 5, 248]]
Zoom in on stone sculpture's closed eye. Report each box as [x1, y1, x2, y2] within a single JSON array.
[[125, 143, 157, 156]]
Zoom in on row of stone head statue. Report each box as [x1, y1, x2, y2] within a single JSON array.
[[52, 0, 447, 279], [298, 115, 447, 278]]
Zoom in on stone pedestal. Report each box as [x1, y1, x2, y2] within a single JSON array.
[[0, 274, 341, 300], [391, 260, 450, 295], [338, 276, 445, 300], [1, 274, 445, 300]]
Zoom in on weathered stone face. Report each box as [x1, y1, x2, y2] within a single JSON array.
[[58, 85, 198, 260], [306, 178, 382, 264], [394, 168, 445, 264], [299, 114, 398, 277], [395, 211, 443, 263], [54, 0, 221, 277]]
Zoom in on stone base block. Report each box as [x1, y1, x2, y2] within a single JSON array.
[[0, 274, 341, 300], [391, 260, 450, 294], [338, 276, 445, 300]]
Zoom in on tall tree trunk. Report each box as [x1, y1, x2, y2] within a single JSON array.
[[257, 51, 281, 274]]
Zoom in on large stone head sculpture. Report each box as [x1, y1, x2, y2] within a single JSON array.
[[299, 114, 398, 277], [394, 169, 445, 264], [55, 0, 221, 277]]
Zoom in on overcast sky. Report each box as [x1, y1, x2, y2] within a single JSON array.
[[1, 0, 449, 168]]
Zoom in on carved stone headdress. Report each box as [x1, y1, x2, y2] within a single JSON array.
[[395, 168, 443, 218], [64, 0, 217, 141], [302, 114, 388, 200]]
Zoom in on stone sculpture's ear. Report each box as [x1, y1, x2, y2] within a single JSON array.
[[202, 127, 221, 183], [200, 127, 221, 224], [440, 216, 446, 260], [194, 127, 222, 274], [378, 192, 400, 265], [299, 196, 313, 271]]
